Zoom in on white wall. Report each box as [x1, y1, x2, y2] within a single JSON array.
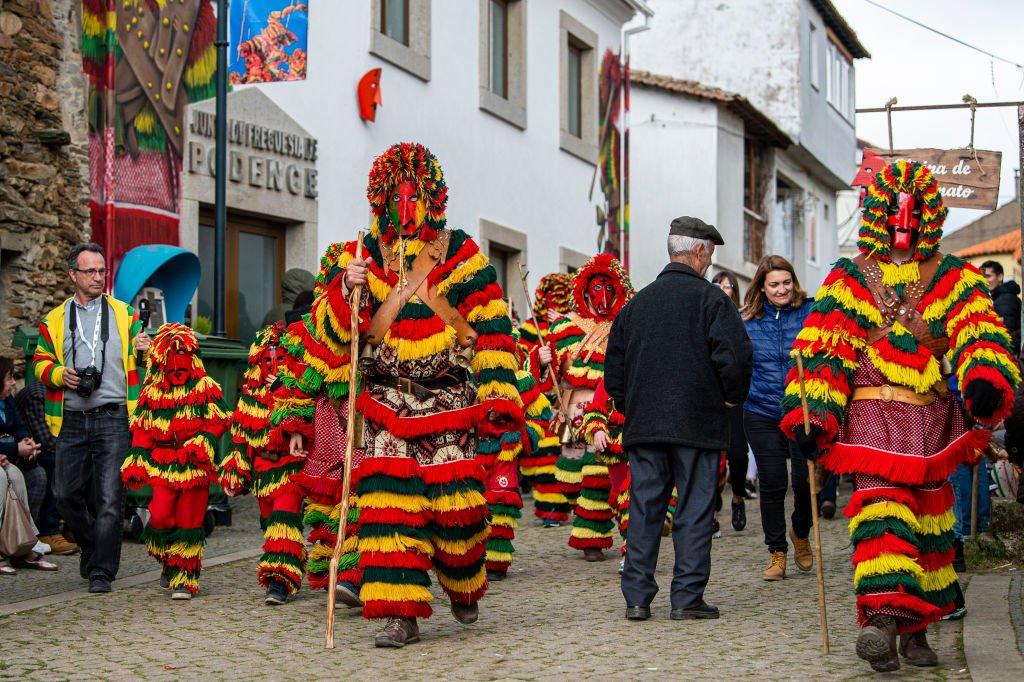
[[628, 86, 720, 287], [254, 0, 635, 292]]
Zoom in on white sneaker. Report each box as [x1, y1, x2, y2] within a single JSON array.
[[33, 540, 51, 555], [618, 558, 625, 575]]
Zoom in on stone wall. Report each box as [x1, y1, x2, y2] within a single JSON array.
[[0, 0, 89, 372]]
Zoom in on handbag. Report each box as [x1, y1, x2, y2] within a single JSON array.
[[0, 484, 37, 558]]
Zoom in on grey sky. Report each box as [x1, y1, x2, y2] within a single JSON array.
[[834, 0, 1023, 232]]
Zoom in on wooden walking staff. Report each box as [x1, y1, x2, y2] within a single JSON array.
[[516, 260, 568, 416], [795, 354, 830, 654], [325, 231, 365, 649]]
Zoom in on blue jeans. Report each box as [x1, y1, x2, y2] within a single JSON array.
[[35, 448, 63, 536], [54, 406, 130, 580], [950, 461, 989, 540]]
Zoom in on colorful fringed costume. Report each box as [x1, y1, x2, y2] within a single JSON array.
[[518, 273, 573, 351], [219, 322, 308, 598], [781, 161, 1020, 668], [274, 143, 523, 641], [122, 324, 229, 596], [547, 254, 634, 557]]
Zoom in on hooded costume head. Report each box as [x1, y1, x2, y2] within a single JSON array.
[[366, 142, 448, 244], [147, 323, 209, 389], [858, 160, 947, 263], [243, 322, 286, 391], [571, 254, 634, 322], [533, 273, 573, 319]]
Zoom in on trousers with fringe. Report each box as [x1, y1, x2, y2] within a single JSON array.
[[256, 486, 307, 596], [568, 450, 614, 551], [144, 484, 208, 594]]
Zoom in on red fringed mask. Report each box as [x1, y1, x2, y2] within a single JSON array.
[[389, 180, 422, 237], [165, 349, 193, 386], [886, 192, 921, 250], [585, 274, 615, 317]]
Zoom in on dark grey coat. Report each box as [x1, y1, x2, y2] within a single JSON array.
[[605, 262, 753, 450]]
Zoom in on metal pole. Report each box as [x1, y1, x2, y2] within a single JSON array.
[[857, 100, 1024, 114], [214, 0, 229, 337]]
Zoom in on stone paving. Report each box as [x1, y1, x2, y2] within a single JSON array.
[[0, 484, 970, 680]]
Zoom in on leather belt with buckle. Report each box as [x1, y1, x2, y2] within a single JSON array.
[[851, 384, 936, 406], [369, 372, 468, 401]]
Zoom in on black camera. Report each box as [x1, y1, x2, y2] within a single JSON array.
[[138, 298, 151, 329], [75, 366, 102, 398]]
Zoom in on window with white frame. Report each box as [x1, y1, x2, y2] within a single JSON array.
[[371, 0, 431, 82], [478, 0, 526, 129], [807, 194, 819, 264], [479, 218, 528, 318], [559, 11, 597, 164], [826, 37, 853, 121], [808, 22, 819, 90]]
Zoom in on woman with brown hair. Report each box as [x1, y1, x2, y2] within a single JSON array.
[[740, 256, 814, 580], [712, 271, 750, 532]]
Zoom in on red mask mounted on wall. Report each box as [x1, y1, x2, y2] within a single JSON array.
[[358, 68, 383, 122], [886, 191, 921, 250], [389, 180, 421, 237], [585, 274, 615, 317], [165, 349, 193, 387]]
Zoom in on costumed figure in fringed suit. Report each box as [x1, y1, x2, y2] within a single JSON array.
[[270, 242, 365, 610], [782, 161, 1020, 671], [481, 331, 559, 581], [517, 273, 573, 526], [219, 322, 310, 606], [121, 324, 229, 599], [278, 142, 523, 648], [545, 254, 634, 561]]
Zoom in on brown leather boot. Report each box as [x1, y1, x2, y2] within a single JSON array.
[[451, 601, 479, 624], [763, 551, 787, 580], [790, 528, 813, 572], [899, 629, 939, 667], [374, 617, 421, 648], [856, 616, 899, 672]]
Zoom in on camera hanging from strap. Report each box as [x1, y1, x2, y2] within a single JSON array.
[[69, 296, 110, 372]]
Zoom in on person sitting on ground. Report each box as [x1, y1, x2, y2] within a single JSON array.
[[0, 356, 57, 573], [14, 379, 78, 555]]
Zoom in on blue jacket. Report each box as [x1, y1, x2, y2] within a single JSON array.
[[743, 299, 813, 421]]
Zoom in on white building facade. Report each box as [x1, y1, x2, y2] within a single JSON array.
[[235, 0, 654, 316], [627, 0, 868, 292]]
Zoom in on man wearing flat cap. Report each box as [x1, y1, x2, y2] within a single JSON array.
[[604, 216, 752, 622]]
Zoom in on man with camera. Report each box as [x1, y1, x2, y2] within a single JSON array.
[[32, 243, 151, 593]]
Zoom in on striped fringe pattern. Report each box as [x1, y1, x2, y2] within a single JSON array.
[[484, 432, 524, 576], [304, 498, 361, 591], [258, 503, 307, 596], [426, 460, 490, 607], [554, 452, 585, 505], [161, 528, 206, 595], [568, 450, 615, 551]]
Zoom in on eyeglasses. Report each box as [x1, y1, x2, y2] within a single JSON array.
[[73, 268, 107, 278], [718, 283, 734, 290]]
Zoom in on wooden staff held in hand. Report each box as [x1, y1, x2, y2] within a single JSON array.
[[325, 231, 365, 649], [795, 354, 830, 655], [516, 261, 568, 420]]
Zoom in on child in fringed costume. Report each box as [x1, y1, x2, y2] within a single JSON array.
[[270, 243, 365, 609], [542, 254, 634, 561], [516, 273, 573, 527], [219, 322, 310, 606], [121, 324, 229, 599], [782, 161, 1020, 672], [276, 142, 523, 648]]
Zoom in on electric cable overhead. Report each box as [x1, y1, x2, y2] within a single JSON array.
[[860, 0, 1024, 71]]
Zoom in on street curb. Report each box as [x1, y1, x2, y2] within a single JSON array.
[[964, 573, 1024, 681], [0, 547, 262, 618]]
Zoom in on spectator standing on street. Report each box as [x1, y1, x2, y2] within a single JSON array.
[[980, 260, 1021, 355], [739, 255, 815, 581], [606, 216, 752, 622], [712, 270, 750, 532], [32, 243, 151, 593], [14, 379, 78, 555]]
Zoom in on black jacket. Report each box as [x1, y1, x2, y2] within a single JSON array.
[[605, 263, 753, 450], [991, 280, 1021, 354]]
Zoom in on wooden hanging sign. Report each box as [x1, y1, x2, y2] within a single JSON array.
[[862, 147, 1002, 210]]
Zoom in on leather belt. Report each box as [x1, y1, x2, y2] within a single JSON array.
[[368, 371, 469, 401], [851, 385, 936, 406], [69, 403, 123, 415]]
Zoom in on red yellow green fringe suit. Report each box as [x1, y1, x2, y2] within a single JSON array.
[[781, 161, 1020, 636], [580, 380, 628, 551], [548, 254, 634, 554], [279, 143, 523, 623], [121, 324, 229, 595], [517, 273, 573, 523], [219, 323, 308, 598], [271, 246, 364, 594]]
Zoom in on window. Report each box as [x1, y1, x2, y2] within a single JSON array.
[[773, 178, 799, 262], [559, 11, 598, 164], [808, 22, 819, 90], [807, 194, 819, 264], [370, 0, 431, 82], [743, 140, 769, 264], [478, 0, 525, 128], [382, 0, 409, 46], [489, 0, 507, 98], [479, 218, 528, 317], [826, 35, 853, 121]]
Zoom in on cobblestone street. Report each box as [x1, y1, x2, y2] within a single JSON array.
[[0, 486, 971, 680]]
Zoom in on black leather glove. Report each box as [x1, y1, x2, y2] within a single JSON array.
[[964, 379, 1002, 421], [793, 424, 823, 460]]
